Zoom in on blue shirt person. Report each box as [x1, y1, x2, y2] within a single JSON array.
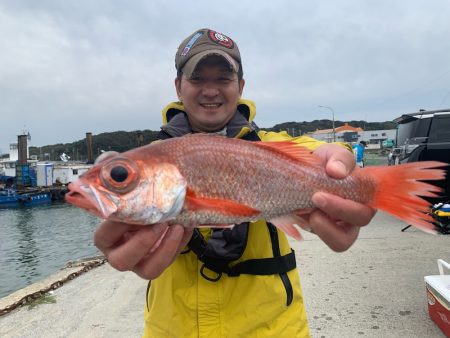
[[352, 141, 367, 167]]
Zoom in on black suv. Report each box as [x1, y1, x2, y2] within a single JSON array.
[[392, 108, 450, 200]]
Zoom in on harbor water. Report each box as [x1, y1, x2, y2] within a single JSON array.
[[0, 202, 100, 298]]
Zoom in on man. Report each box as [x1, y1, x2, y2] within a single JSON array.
[[94, 28, 376, 337], [353, 140, 367, 167]]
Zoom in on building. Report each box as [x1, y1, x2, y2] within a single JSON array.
[[360, 129, 396, 148], [308, 123, 396, 148], [308, 123, 363, 143]]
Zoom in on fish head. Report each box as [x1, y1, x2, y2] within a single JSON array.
[[65, 151, 187, 225]]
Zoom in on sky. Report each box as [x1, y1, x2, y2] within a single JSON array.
[[1, 0, 450, 154]]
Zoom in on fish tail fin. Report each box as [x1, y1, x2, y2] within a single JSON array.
[[364, 161, 447, 233]]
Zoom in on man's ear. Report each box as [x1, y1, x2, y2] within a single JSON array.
[[175, 77, 182, 101], [239, 78, 245, 97]]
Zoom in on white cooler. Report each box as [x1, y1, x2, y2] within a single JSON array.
[[424, 259, 450, 337]]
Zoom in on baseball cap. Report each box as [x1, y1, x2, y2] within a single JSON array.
[[175, 28, 242, 78]]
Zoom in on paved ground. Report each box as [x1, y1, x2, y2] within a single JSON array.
[[0, 212, 448, 338], [297, 212, 448, 338]]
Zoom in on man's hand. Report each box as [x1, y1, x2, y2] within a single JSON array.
[[309, 143, 376, 252], [94, 221, 193, 280]]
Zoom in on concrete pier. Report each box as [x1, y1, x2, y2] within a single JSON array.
[[0, 212, 448, 337]]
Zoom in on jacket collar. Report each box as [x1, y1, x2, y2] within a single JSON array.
[[160, 99, 257, 139]]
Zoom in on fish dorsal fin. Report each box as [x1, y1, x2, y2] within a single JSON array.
[[255, 141, 322, 166], [185, 188, 260, 217]]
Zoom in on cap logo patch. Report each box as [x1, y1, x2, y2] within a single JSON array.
[[181, 32, 203, 57], [208, 30, 234, 49]]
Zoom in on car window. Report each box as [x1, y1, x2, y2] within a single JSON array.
[[428, 115, 450, 143], [396, 117, 431, 146]]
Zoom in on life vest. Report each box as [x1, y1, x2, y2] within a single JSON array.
[[158, 126, 297, 305]]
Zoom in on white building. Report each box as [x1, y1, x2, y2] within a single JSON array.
[[308, 123, 396, 148], [52, 164, 92, 184], [360, 129, 397, 147], [308, 123, 363, 143]]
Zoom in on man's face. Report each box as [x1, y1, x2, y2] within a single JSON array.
[[175, 57, 245, 132]]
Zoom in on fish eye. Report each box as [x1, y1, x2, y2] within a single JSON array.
[[100, 158, 139, 194], [110, 166, 128, 182]]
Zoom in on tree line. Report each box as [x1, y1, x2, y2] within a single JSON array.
[[28, 120, 396, 161]]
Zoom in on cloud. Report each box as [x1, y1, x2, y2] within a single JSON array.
[[1, 0, 450, 152]]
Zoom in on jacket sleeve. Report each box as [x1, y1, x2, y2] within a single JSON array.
[[257, 130, 353, 152]]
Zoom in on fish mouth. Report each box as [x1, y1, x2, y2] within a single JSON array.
[[66, 181, 118, 218]]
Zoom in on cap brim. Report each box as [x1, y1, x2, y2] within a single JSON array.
[[181, 49, 239, 78]]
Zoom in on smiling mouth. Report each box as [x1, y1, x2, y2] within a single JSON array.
[[200, 103, 222, 109]]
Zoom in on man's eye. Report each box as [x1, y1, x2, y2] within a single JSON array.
[[218, 78, 232, 83]]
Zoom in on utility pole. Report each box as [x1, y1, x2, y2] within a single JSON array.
[[318, 105, 336, 142]]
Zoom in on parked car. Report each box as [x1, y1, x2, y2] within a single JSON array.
[[392, 108, 450, 202], [381, 139, 395, 148]]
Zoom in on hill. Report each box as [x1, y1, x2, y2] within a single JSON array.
[[29, 130, 160, 162], [29, 120, 396, 161], [267, 119, 396, 135]]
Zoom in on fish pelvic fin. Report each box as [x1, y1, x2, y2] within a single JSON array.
[[269, 212, 314, 240], [364, 161, 447, 234], [255, 141, 322, 166], [185, 189, 260, 218]]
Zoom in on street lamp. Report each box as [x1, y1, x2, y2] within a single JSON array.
[[318, 105, 336, 142]]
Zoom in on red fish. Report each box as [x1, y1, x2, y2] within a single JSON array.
[[65, 134, 447, 239]]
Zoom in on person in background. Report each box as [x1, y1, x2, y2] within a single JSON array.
[[387, 150, 394, 166], [353, 140, 367, 167], [94, 28, 376, 337]]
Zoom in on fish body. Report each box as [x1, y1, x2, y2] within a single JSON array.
[[66, 134, 447, 238]]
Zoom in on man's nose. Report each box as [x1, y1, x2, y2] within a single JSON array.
[[201, 81, 220, 96]]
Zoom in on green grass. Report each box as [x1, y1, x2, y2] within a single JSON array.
[[27, 293, 57, 310], [364, 152, 389, 166]]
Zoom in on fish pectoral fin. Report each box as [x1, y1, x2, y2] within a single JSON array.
[[185, 189, 260, 217], [270, 212, 314, 240], [256, 141, 322, 166]]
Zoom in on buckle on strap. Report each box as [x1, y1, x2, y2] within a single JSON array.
[[200, 264, 223, 282]]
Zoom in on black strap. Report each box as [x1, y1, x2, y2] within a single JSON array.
[[187, 226, 296, 278], [227, 250, 296, 276], [146, 281, 151, 312], [267, 223, 294, 306]]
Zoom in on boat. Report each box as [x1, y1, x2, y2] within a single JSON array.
[[0, 188, 52, 208]]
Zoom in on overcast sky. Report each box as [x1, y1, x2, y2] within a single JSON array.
[[1, 0, 450, 153]]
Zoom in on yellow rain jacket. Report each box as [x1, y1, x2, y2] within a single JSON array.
[[143, 100, 349, 338]]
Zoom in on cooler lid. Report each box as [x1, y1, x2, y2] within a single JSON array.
[[425, 275, 450, 303]]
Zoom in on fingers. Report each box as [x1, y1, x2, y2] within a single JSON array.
[[312, 192, 376, 228], [308, 210, 360, 252], [100, 222, 169, 272], [94, 220, 149, 252], [132, 225, 192, 280], [94, 220, 194, 280], [314, 144, 356, 179], [309, 192, 376, 252], [177, 228, 194, 254]]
